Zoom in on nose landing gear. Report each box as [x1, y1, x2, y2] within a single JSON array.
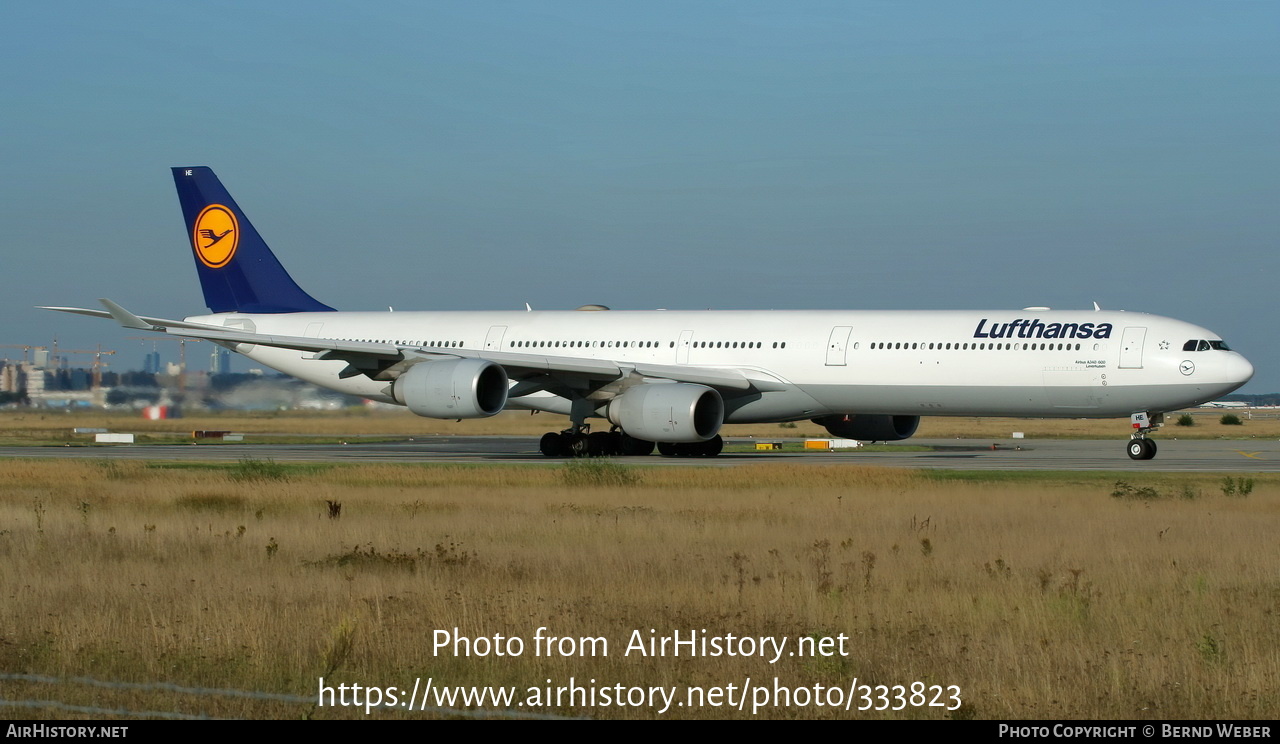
[[1126, 412, 1163, 460], [1127, 437, 1157, 460]]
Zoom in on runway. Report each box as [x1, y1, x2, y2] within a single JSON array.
[[1, 437, 1278, 471]]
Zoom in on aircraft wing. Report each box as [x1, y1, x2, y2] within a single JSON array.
[[42, 300, 780, 393]]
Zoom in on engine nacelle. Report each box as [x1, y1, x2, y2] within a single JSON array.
[[812, 414, 920, 441], [607, 383, 724, 443], [392, 359, 508, 419]]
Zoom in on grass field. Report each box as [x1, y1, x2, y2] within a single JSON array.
[[2, 407, 1278, 445], [1, 458, 1276, 720]]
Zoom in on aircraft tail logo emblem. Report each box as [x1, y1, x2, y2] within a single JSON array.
[[192, 204, 239, 268]]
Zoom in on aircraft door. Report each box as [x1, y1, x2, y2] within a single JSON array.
[[484, 325, 508, 351], [676, 330, 694, 364], [1119, 327, 1147, 369], [826, 326, 853, 366]]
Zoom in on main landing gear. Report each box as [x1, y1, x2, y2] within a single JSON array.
[[1126, 411, 1163, 460], [536, 425, 723, 458], [538, 426, 657, 458]]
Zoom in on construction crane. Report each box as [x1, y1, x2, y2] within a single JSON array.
[[54, 346, 117, 390], [0, 345, 48, 364]]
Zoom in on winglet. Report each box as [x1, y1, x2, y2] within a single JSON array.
[[98, 298, 162, 330]]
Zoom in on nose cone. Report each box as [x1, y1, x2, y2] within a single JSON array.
[[1229, 353, 1255, 388]]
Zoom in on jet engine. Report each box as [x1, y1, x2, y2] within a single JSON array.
[[392, 359, 508, 419], [812, 414, 920, 441], [606, 383, 723, 443]]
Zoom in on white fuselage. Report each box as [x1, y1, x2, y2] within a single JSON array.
[[188, 308, 1254, 422]]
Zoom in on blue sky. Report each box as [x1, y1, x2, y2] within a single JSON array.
[[3, 2, 1278, 390]]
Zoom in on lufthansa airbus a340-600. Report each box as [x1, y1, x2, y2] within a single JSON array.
[[46, 167, 1254, 460]]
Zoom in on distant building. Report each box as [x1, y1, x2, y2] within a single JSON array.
[[144, 351, 161, 374], [22, 364, 46, 397], [0, 363, 18, 393], [211, 348, 231, 374]]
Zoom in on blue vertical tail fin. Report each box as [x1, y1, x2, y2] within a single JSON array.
[[172, 166, 335, 313]]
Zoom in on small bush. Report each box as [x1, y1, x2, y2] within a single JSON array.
[[229, 457, 290, 483], [312, 542, 475, 572], [318, 544, 422, 572], [1176, 414, 1195, 427], [778, 421, 798, 429], [1221, 477, 1254, 498], [1220, 414, 1243, 426], [560, 459, 640, 487], [1111, 480, 1163, 500], [1196, 633, 1225, 663]]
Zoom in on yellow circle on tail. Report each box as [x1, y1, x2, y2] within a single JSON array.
[[193, 204, 239, 268]]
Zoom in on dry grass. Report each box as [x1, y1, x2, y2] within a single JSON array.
[[1, 459, 1277, 720], [4, 408, 1279, 443]]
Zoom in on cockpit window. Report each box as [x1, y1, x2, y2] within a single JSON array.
[[1184, 339, 1233, 351]]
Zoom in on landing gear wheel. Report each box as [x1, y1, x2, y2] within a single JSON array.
[[588, 431, 615, 457], [539, 432, 565, 457], [657, 442, 678, 457], [566, 434, 589, 458], [619, 433, 654, 456], [693, 435, 723, 457], [1127, 438, 1157, 460]]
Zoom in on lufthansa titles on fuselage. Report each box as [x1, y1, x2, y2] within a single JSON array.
[[973, 318, 1114, 341]]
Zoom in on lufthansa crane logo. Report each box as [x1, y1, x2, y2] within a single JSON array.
[[193, 204, 239, 268]]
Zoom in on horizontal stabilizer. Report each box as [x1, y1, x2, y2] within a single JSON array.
[[39, 303, 224, 332]]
